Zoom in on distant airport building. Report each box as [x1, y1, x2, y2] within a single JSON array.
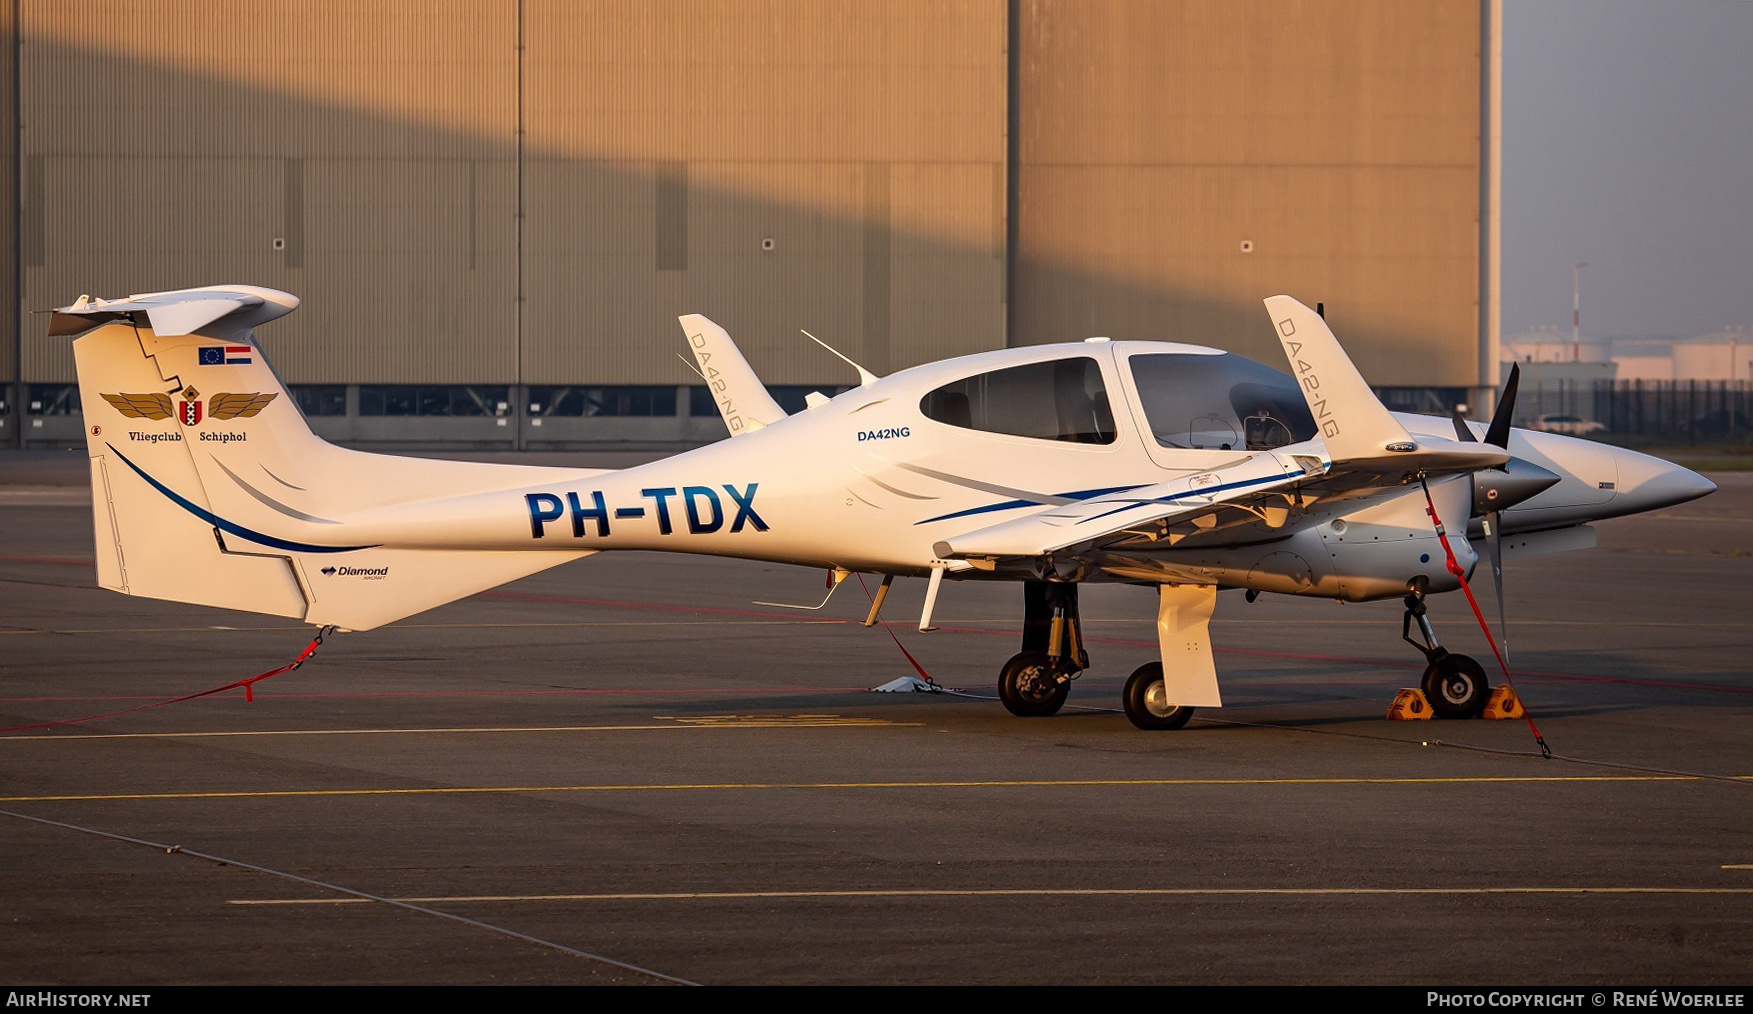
[[3, 0, 1499, 449], [1501, 326, 1612, 365], [1500, 326, 1752, 438], [1610, 328, 1753, 383], [1498, 326, 1615, 424]]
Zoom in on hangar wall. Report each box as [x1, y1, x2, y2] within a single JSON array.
[[1014, 0, 1485, 389], [0, 0, 13, 447], [7, 0, 1488, 448]]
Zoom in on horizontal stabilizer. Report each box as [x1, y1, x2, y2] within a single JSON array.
[[52, 285, 300, 340], [296, 548, 593, 631]]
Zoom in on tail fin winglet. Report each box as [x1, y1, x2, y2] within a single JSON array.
[[1262, 295, 1416, 462], [678, 314, 785, 436]]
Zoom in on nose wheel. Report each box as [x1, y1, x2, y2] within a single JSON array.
[[1122, 661, 1196, 730], [1402, 577, 1490, 719], [1421, 653, 1489, 719]]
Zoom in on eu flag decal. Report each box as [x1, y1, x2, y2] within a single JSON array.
[[198, 345, 253, 366]]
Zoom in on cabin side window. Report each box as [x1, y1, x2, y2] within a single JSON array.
[[920, 357, 1116, 445]]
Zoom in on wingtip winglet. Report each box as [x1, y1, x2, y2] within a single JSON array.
[[1262, 295, 1415, 463], [675, 313, 786, 436]]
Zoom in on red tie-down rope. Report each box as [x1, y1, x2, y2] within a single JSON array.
[[854, 573, 940, 689], [0, 626, 335, 735], [1419, 477, 1552, 758]]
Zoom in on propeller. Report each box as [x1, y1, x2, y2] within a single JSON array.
[[1462, 364, 1528, 663], [1484, 361, 1520, 450]]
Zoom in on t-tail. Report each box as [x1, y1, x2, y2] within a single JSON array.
[[64, 285, 597, 631]]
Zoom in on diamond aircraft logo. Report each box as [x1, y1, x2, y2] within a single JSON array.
[[322, 565, 390, 579]]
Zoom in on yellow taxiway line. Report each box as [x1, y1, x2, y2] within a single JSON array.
[[7, 773, 1741, 804], [229, 886, 1753, 906]]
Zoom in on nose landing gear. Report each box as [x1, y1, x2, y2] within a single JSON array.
[[1402, 576, 1490, 719]]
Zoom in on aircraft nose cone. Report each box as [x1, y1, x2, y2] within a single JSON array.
[[1612, 448, 1717, 514]]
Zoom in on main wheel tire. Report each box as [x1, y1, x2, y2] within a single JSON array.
[[1122, 661, 1196, 730], [998, 652, 1070, 717], [1421, 653, 1490, 719]]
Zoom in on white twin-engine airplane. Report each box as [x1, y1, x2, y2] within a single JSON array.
[[60, 285, 1714, 728]]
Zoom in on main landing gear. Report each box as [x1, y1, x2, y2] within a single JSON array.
[[1402, 576, 1490, 719], [998, 582, 1087, 717], [993, 582, 1215, 727]]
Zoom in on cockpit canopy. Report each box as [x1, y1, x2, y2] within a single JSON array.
[[1127, 352, 1317, 451], [918, 349, 1316, 451]]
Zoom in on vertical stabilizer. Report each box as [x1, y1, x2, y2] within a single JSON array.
[[64, 286, 601, 630], [73, 318, 309, 618]]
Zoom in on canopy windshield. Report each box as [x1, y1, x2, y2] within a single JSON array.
[[1128, 352, 1317, 451]]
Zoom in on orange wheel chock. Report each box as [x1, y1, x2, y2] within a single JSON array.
[[1482, 685, 1525, 720], [1387, 688, 1432, 720]]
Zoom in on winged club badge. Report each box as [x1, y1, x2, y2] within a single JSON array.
[[209, 392, 279, 419], [99, 392, 173, 420], [100, 390, 276, 426]]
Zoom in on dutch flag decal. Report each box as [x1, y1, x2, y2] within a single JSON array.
[[199, 346, 253, 366]]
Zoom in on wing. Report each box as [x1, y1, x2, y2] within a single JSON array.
[[932, 452, 1316, 561], [100, 392, 174, 420], [934, 437, 1509, 564], [676, 314, 786, 436], [209, 392, 278, 419]]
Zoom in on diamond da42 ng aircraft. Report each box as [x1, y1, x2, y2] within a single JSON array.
[[59, 286, 1714, 728]]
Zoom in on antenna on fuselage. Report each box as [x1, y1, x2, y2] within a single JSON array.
[[801, 329, 880, 387]]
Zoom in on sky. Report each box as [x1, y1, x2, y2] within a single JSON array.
[[1502, 0, 1753, 341]]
